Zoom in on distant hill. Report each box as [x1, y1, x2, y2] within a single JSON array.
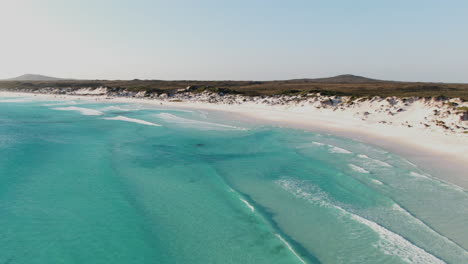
[[289, 74, 388, 83], [5, 74, 66, 81]]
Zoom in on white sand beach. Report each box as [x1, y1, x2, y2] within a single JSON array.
[[1, 90, 467, 188]]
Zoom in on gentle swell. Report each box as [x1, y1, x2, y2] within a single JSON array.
[[276, 178, 446, 264]]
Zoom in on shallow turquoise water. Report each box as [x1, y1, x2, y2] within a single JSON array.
[[0, 97, 467, 264]]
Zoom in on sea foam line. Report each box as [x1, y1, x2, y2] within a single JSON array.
[[409, 172, 466, 192], [53, 106, 104, 116], [101, 116, 161, 126], [327, 145, 352, 154], [358, 154, 392, 167], [99, 105, 141, 112], [276, 178, 445, 264], [276, 234, 307, 264], [371, 179, 384, 185], [410, 171, 430, 179], [156, 113, 245, 130], [239, 198, 255, 212], [391, 204, 468, 255], [349, 212, 445, 264], [228, 187, 316, 264], [349, 164, 370, 173], [43, 101, 79, 106]]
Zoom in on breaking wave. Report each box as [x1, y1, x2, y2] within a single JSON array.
[[100, 105, 142, 112], [276, 178, 446, 264], [371, 179, 384, 185], [43, 101, 79, 106], [349, 164, 370, 173], [275, 234, 307, 264], [101, 116, 161, 126], [53, 106, 104, 116], [239, 198, 255, 213], [327, 145, 352, 154], [410, 171, 430, 179], [358, 154, 392, 167], [156, 113, 245, 130]]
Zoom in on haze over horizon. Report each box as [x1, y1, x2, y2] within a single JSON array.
[[1, 0, 467, 82]]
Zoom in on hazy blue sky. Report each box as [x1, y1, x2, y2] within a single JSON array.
[[1, 0, 467, 81]]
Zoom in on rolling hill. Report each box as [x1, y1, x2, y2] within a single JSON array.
[[5, 74, 66, 81], [289, 74, 387, 83]]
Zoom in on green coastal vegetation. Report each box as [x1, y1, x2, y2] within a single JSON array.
[[1, 74, 468, 100]]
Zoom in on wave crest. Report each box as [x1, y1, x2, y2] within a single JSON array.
[[53, 106, 103, 116], [101, 116, 161, 126]]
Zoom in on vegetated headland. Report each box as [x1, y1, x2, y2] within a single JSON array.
[[1, 74, 467, 136], [1, 74, 468, 99], [2, 74, 468, 183]]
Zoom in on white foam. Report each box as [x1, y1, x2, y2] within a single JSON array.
[[358, 154, 392, 167], [410, 172, 430, 179], [405, 160, 418, 167], [312, 141, 325, 146], [440, 183, 465, 193], [239, 198, 255, 212], [53, 106, 104, 116], [43, 101, 79, 106], [101, 116, 161, 126], [328, 145, 352, 154], [275, 234, 307, 264], [371, 159, 392, 168], [349, 213, 445, 264], [371, 179, 384, 185], [410, 172, 466, 192], [276, 178, 445, 264], [349, 164, 370, 173], [390, 204, 468, 259], [156, 113, 245, 130], [100, 105, 141, 112]]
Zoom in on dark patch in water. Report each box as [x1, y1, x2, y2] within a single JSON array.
[[2, 257, 14, 264], [188, 178, 198, 183], [109, 111, 130, 115]]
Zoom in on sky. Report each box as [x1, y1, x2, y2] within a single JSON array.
[[0, 0, 467, 82]]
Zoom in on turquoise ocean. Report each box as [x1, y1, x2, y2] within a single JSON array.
[[1, 96, 467, 264]]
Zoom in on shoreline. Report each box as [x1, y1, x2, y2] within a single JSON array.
[[1, 91, 467, 188]]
